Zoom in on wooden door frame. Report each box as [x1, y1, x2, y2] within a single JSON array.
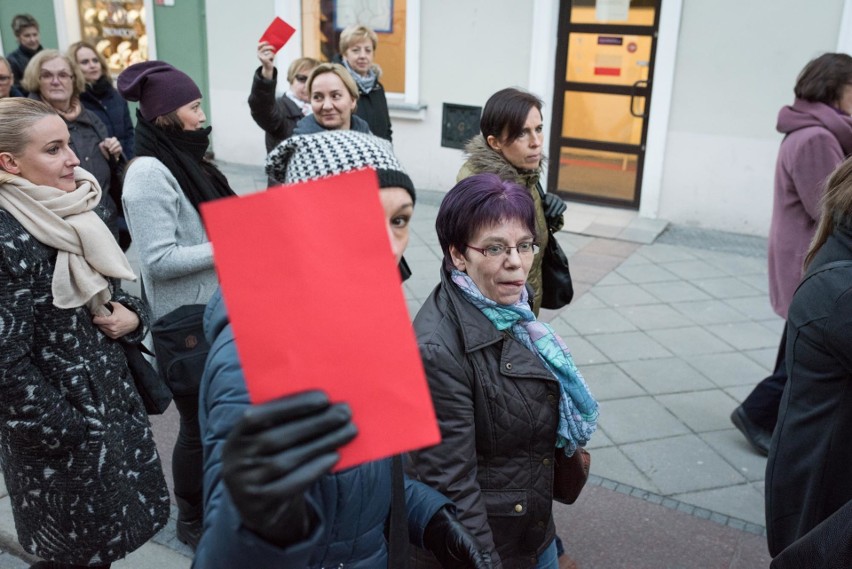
[[547, 0, 662, 209]]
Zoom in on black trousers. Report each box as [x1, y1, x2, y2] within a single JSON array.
[[741, 325, 788, 431], [172, 392, 203, 507]]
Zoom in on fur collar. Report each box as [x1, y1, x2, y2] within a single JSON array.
[[461, 135, 545, 189]]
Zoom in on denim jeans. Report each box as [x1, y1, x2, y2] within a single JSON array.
[[535, 539, 559, 569]]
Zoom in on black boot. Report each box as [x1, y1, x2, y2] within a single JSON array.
[[175, 495, 203, 550]]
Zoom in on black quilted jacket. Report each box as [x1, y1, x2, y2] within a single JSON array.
[[406, 269, 559, 569], [0, 209, 170, 564]]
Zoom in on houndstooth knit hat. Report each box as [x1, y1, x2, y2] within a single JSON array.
[[266, 130, 416, 202]]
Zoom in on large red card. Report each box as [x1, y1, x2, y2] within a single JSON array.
[[260, 17, 296, 53], [201, 168, 440, 470]]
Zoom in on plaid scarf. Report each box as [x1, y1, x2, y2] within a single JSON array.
[[452, 270, 598, 455]]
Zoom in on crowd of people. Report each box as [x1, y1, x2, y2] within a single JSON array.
[[0, 10, 849, 569]]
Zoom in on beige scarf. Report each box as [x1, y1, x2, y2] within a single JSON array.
[[0, 167, 136, 315]]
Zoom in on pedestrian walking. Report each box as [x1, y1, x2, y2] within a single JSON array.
[[765, 155, 852, 556], [732, 53, 852, 455], [457, 88, 566, 315], [116, 60, 237, 550], [0, 97, 169, 569], [337, 24, 392, 141], [406, 173, 598, 569], [195, 130, 491, 569]]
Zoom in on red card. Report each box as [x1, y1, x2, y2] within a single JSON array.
[[201, 169, 441, 470], [259, 17, 296, 53]]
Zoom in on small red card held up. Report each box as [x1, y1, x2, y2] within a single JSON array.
[[201, 168, 441, 470], [259, 17, 296, 53]]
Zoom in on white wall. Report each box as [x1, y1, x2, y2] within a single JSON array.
[[391, 0, 535, 192], [658, 0, 846, 236], [205, 0, 276, 166]]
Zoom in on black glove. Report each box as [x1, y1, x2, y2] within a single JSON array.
[[221, 390, 357, 548], [542, 192, 567, 222], [423, 506, 492, 569]]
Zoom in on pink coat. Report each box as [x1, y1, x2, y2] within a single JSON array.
[[768, 99, 852, 318]]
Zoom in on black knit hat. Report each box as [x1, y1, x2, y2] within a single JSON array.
[[266, 131, 416, 202]]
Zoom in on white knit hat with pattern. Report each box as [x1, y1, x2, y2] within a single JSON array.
[[265, 130, 416, 201]]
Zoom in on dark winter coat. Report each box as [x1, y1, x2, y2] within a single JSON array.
[[247, 66, 305, 153], [768, 99, 852, 318], [406, 269, 560, 569], [0, 209, 170, 565], [292, 112, 371, 136], [7, 44, 41, 95], [355, 81, 392, 142], [80, 81, 136, 160], [765, 222, 852, 556], [457, 136, 561, 315], [195, 289, 451, 569]]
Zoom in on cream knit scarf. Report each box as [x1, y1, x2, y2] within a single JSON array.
[[0, 167, 135, 315]]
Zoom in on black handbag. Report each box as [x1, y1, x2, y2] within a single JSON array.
[[151, 304, 210, 397], [536, 185, 574, 309], [122, 342, 173, 414], [540, 229, 574, 309]]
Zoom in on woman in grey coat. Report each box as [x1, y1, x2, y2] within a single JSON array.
[[118, 61, 236, 550], [0, 98, 169, 568]]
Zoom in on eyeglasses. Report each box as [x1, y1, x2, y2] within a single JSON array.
[[39, 71, 73, 82], [0, 75, 11, 83], [294, 74, 308, 83], [466, 242, 540, 257]]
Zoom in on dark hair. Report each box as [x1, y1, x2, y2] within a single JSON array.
[[804, 156, 852, 268], [794, 53, 852, 105], [154, 109, 185, 132], [436, 173, 537, 271], [480, 88, 543, 144], [11, 14, 38, 36]]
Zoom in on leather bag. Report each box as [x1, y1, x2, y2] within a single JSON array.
[[151, 304, 210, 397], [536, 184, 574, 309], [552, 447, 591, 505], [123, 342, 173, 414], [540, 229, 574, 309]]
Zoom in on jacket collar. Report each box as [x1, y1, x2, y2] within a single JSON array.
[[439, 268, 506, 353], [462, 135, 545, 189]]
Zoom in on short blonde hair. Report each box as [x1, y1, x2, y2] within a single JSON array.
[[307, 63, 359, 101], [21, 50, 86, 99], [339, 24, 378, 53], [0, 98, 57, 156], [287, 57, 320, 84], [68, 41, 110, 81]]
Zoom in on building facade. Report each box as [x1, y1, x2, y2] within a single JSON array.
[[5, 0, 852, 236]]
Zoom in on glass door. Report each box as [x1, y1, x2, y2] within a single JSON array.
[[548, 0, 661, 208]]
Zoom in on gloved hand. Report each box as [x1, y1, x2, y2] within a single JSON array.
[[542, 192, 567, 223], [221, 390, 358, 548], [423, 506, 492, 569]]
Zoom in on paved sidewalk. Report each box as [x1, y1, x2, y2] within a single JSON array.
[[0, 163, 775, 567]]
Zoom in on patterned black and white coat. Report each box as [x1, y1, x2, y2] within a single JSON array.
[[0, 207, 170, 565]]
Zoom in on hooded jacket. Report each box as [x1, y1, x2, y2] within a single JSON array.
[[457, 136, 561, 315], [768, 99, 852, 318]]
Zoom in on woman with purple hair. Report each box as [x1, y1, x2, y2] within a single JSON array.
[[406, 173, 598, 569]]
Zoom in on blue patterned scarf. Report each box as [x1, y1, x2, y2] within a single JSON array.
[[451, 270, 598, 455]]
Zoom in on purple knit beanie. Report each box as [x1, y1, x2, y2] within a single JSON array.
[[117, 60, 202, 121]]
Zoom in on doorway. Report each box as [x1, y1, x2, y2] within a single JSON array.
[[547, 0, 662, 209]]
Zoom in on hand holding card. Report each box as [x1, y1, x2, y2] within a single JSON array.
[[259, 17, 296, 54]]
